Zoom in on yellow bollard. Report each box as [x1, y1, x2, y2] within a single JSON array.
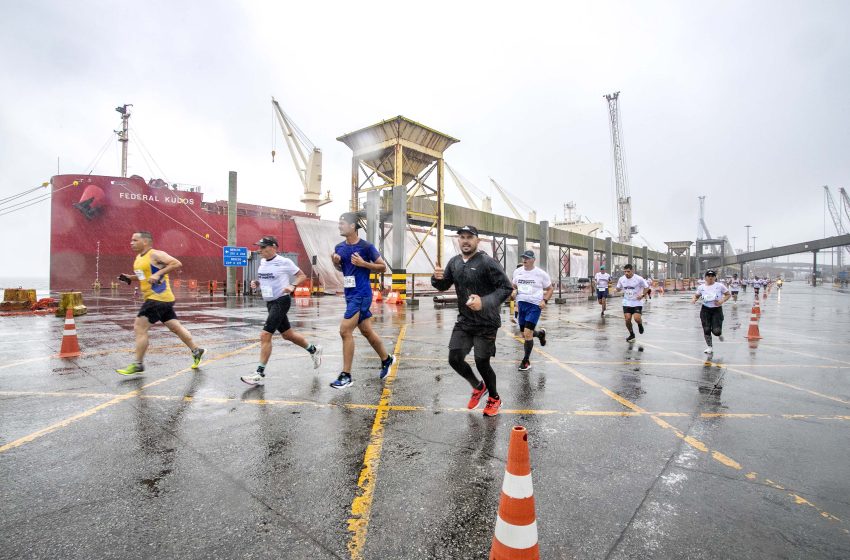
[[56, 292, 88, 317]]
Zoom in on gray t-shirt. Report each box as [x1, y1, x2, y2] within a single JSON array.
[[256, 254, 300, 301]]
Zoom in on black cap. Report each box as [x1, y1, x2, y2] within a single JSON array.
[[339, 212, 362, 229], [456, 225, 479, 236], [705, 269, 717, 276], [521, 250, 535, 259], [254, 236, 278, 247]]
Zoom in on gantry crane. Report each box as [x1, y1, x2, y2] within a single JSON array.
[[489, 177, 536, 222], [840, 187, 850, 224], [445, 163, 492, 212], [824, 185, 849, 266], [271, 97, 331, 215], [604, 91, 636, 243]]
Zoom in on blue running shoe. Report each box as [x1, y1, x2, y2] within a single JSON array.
[[379, 355, 395, 380], [330, 372, 353, 389]]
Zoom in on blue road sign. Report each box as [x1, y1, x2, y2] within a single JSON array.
[[223, 246, 248, 267]]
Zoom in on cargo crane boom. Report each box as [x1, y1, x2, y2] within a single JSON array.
[[604, 91, 635, 243], [839, 187, 850, 223], [271, 97, 331, 215], [824, 185, 849, 265], [489, 177, 536, 222]]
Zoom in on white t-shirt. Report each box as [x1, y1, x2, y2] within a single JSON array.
[[594, 272, 611, 290], [616, 274, 649, 307], [256, 254, 300, 301], [512, 266, 552, 305], [696, 282, 730, 308], [730, 279, 741, 291]]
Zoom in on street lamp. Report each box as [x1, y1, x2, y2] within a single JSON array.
[[752, 236, 757, 252], [745, 225, 751, 252]]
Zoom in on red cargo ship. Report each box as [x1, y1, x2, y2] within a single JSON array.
[[49, 173, 318, 291]]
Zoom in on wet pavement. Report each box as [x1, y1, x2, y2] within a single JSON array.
[[1, 283, 849, 559]]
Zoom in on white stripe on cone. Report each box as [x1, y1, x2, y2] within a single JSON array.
[[65, 319, 75, 325], [63, 330, 77, 336], [501, 471, 534, 499], [494, 518, 538, 550]]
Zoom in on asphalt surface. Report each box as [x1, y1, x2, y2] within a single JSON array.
[[1, 282, 849, 559]]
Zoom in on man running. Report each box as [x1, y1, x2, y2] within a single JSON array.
[[730, 273, 741, 302], [692, 269, 731, 354], [115, 231, 204, 375], [752, 275, 761, 298], [593, 265, 611, 316], [511, 250, 553, 371], [329, 212, 394, 389], [614, 264, 649, 343], [432, 225, 513, 416], [240, 236, 322, 386]]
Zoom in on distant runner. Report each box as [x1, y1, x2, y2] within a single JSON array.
[[614, 264, 649, 343], [329, 212, 394, 389], [240, 236, 322, 386], [730, 273, 741, 302], [594, 265, 611, 316], [116, 231, 204, 375], [692, 269, 731, 354], [432, 225, 513, 416], [511, 250, 553, 371]]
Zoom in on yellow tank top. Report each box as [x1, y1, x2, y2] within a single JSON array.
[[133, 250, 175, 302]]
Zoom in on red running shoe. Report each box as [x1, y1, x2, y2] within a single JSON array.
[[482, 396, 502, 417], [467, 383, 487, 409]]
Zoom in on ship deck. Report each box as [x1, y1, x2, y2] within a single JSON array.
[[2, 284, 850, 559]]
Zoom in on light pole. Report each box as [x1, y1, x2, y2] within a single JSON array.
[[752, 236, 757, 252], [745, 225, 751, 252]]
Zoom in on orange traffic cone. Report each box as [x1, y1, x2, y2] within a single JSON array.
[[385, 291, 399, 305], [745, 308, 762, 341], [372, 288, 383, 302], [58, 308, 81, 358], [490, 426, 539, 560], [752, 299, 760, 316]]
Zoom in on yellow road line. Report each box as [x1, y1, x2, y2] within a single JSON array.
[[346, 325, 407, 560], [0, 343, 258, 454], [641, 342, 850, 406], [509, 334, 845, 526]]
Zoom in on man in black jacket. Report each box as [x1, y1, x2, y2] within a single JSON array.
[[431, 225, 513, 416]]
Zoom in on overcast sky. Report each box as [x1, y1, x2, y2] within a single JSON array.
[[2, 0, 849, 277]]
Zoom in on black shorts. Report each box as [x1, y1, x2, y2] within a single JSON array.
[[449, 324, 497, 359], [138, 300, 177, 324], [700, 305, 724, 333], [264, 295, 292, 334], [622, 306, 643, 315]]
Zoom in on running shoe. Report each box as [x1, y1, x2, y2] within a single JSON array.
[[330, 372, 353, 389], [626, 334, 636, 343], [482, 396, 502, 417], [116, 362, 144, 375], [638, 323, 645, 335], [241, 372, 265, 386], [311, 345, 323, 369], [191, 348, 205, 369], [379, 355, 395, 380], [718, 335, 725, 342], [703, 346, 714, 354], [537, 328, 547, 347], [518, 360, 531, 371], [467, 383, 487, 409]]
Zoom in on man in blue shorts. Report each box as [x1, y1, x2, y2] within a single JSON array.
[[511, 250, 553, 371], [330, 212, 394, 389], [593, 265, 611, 316]]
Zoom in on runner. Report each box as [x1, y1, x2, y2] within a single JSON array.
[[240, 236, 322, 386], [730, 273, 741, 302], [432, 225, 513, 416], [614, 264, 649, 343], [692, 269, 731, 354], [752, 275, 761, 298], [115, 231, 204, 375], [593, 265, 611, 316], [742, 277, 748, 293], [329, 212, 394, 389], [511, 250, 553, 371], [776, 277, 784, 290]]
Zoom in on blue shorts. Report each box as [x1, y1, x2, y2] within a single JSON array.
[[517, 301, 542, 331], [597, 289, 609, 300], [344, 295, 373, 323]]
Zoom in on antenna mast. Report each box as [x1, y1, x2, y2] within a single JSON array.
[[115, 104, 132, 178]]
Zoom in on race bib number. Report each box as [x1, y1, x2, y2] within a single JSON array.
[[261, 285, 273, 298], [344, 276, 356, 288], [134, 269, 146, 281], [704, 291, 717, 302], [624, 288, 636, 299], [518, 284, 533, 294]]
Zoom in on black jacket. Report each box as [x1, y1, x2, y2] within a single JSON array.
[[431, 251, 513, 331]]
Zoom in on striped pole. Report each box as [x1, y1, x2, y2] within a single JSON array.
[[391, 270, 407, 303], [490, 426, 539, 560]]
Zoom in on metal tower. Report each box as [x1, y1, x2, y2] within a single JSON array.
[[697, 196, 712, 240], [115, 104, 132, 178], [604, 91, 635, 243], [824, 186, 848, 266]]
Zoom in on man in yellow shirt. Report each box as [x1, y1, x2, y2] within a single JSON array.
[[115, 231, 204, 375]]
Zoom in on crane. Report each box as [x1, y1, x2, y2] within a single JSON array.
[[823, 185, 849, 266], [697, 196, 712, 240], [604, 91, 636, 243], [271, 97, 331, 215], [489, 177, 536, 222], [445, 163, 492, 212], [840, 187, 850, 223]]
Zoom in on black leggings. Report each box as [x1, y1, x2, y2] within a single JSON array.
[[700, 306, 724, 344], [448, 349, 498, 399]]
